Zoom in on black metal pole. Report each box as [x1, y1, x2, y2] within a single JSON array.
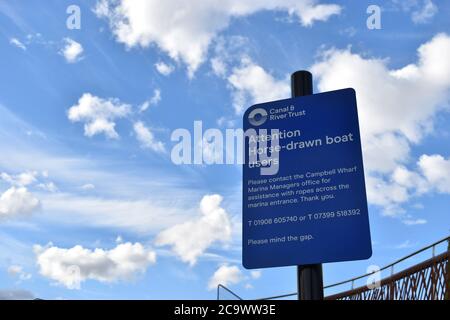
[[291, 70, 324, 300]]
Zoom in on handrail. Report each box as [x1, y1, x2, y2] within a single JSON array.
[[217, 235, 450, 300], [255, 293, 297, 301], [324, 235, 450, 289], [325, 250, 450, 300]]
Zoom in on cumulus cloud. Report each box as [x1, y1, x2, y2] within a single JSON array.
[[60, 38, 84, 63], [392, 166, 429, 195], [155, 194, 232, 265], [228, 57, 290, 113], [133, 121, 165, 153], [94, 0, 340, 75], [311, 33, 450, 217], [313, 33, 450, 148], [364, 176, 409, 215], [208, 265, 260, 291], [34, 242, 156, 289], [0, 171, 43, 219], [155, 62, 175, 76], [0, 187, 40, 219], [68, 93, 131, 139], [208, 264, 243, 290], [418, 154, 450, 194]]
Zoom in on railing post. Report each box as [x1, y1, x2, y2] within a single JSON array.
[[446, 239, 450, 300], [430, 245, 438, 300], [431, 259, 436, 300], [389, 282, 395, 300], [389, 265, 395, 300]]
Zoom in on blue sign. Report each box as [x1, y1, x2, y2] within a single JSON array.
[[243, 88, 372, 269]]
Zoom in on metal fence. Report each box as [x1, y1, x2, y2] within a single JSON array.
[[218, 235, 450, 300]]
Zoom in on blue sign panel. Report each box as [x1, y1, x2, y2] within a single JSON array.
[[243, 88, 372, 269]]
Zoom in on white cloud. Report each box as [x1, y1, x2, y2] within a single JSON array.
[[298, 2, 342, 25], [392, 166, 429, 195], [7, 265, 32, 281], [0, 104, 205, 234], [402, 218, 427, 226], [362, 134, 410, 174], [0, 171, 41, 219], [411, 0, 438, 24], [155, 194, 232, 265], [81, 183, 95, 190], [155, 62, 175, 76], [94, 0, 341, 75], [418, 154, 450, 194], [208, 264, 243, 290], [139, 89, 161, 112], [0, 187, 40, 219], [1, 171, 37, 186], [138, 102, 150, 113], [250, 270, 262, 279], [211, 57, 228, 77], [150, 89, 162, 105], [365, 176, 408, 216], [228, 57, 290, 113], [210, 35, 250, 78], [391, 0, 438, 24], [313, 33, 450, 147], [311, 33, 450, 215], [133, 121, 165, 153], [208, 37, 290, 114], [395, 240, 416, 249], [68, 93, 131, 139], [9, 38, 26, 50], [363, 153, 450, 220], [37, 182, 58, 193], [216, 116, 236, 128], [7, 265, 23, 275], [34, 242, 156, 289], [201, 135, 224, 165], [60, 38, 84, 63]]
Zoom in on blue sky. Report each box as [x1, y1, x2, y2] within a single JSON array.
[[0, 0, 449, 300]]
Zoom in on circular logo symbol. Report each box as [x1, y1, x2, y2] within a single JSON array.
[[248, 108, 268, 126]]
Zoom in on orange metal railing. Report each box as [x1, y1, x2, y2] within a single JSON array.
[[218, 235, 450, 300]]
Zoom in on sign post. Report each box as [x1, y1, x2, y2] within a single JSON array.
[[242, 71, 372, 298], [292, 71, 323, 300]]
